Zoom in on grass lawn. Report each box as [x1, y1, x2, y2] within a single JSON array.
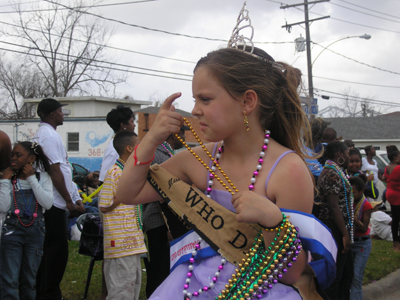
[[363, 238, 400, 285], [61, 239, 400, 299]]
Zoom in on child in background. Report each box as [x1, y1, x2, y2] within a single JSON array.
[[349, 175, 373, 300], [99, 131, 146, 300], [346, 148, 377, 199], [85, 171, 100, 196], [0, 141, 53, 299]]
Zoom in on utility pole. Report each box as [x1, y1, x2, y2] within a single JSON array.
[[281, 0, 330, 119]]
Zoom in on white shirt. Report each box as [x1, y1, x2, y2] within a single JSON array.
[[370, 210, 392, 241], [0, 173, 53, 213], [99, 138, 118, 182], [361, 157, 379, 185], [33, 122, 73, 210]]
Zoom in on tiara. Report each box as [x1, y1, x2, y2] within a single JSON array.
[[228, 2, 286, 74]]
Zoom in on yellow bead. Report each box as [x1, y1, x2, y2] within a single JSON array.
[[250, 276, 255, 281], [244, 293, 250, 298]]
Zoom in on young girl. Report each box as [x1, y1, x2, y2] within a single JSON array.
[[0, 141, 53, 300], [349, 175, 372, 300], [346, 148, 376, 200], [115, 10, 338, 300]]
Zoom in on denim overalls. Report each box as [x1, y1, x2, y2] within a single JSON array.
[[0, 180, 45, 300]]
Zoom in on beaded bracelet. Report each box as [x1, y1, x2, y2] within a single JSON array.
[[133, 144, 155, 166], [258, 213, 286, 232], [217, 215, 302, 300]]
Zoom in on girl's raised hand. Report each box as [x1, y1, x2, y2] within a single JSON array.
[[231, 191, 282, 226], [147, 93, 183, 146], [22, 164, 35, 178]]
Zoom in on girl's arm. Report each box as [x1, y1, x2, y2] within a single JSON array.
[[27, 172, 54, 210], [116, 93, 184, 205], [232, 154, 313, 285], [327, 194, 351, 253], [355, 208, 372, 233], [0, 179, 12, 212]]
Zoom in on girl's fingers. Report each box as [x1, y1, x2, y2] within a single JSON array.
[[160, 92, 181, 112]]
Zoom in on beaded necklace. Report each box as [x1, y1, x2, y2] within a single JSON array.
[[324, 160, 354, 242], [116, 158, 143, 230], [173, 119, 299, 299], [12, 175, 39, 227], [161, 141, 175, 157], [205, 130, 270, 197]]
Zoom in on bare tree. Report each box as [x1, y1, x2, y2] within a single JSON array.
[[322, 88, 385, 118], [3, 0, 125, 98], [0, 56, 51, 119]]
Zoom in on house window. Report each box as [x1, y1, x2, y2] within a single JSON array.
[[67, 132, 79, 151]]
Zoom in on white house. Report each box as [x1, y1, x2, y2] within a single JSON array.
[[0, 96, 151, 171]]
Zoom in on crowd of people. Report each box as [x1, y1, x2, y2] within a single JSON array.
[[309, 124, 399, 300], [0, 4, 399, 300]]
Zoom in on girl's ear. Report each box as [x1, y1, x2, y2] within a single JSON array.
[[242, 90, 258, 114]]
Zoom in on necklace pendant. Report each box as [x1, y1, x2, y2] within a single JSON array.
[[23, 210, 32, 218], [14, 209, 20, 215], [33, 213, 38, 218]]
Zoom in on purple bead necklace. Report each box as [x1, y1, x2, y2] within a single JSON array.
[[206, 130, 270, 197]]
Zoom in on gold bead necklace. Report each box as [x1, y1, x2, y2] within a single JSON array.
[[174, 118, 238, 195]]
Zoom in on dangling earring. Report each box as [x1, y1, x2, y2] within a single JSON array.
[[30, 162, 34, 166], [243, 111, 249, 131], [337, 156, 345, 166], [124, 127, 126, 131]]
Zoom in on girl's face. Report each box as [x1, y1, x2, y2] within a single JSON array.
[[191, 66, 243, 142], [348, 154, 362, 173], [10, 144, 35, 172]]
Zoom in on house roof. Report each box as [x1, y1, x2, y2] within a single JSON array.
[[324, 116, 400, 140], [133, 106, 193, 117], [24, 96, 152, 106]]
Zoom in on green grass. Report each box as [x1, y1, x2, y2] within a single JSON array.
[[61, 239, 400, 299], [363, 239, 400, 285], [61, 241, 147, 300]]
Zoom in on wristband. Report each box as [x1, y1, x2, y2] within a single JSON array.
[[133, 144, 155, 166]]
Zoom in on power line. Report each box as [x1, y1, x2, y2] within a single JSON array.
[[336, 0, 400, 20], [0, 40, 193, 78], [0, 20, 197, 64], [330, 2, 400, 24], [0, 46, 192, 82], [308, 9, 400, 34], [0, 0, 158, 14], [314, 88, 400, 107], [312, 42, 400, 76], [41, 0, 294, 44], [313, 75, 400, 89]]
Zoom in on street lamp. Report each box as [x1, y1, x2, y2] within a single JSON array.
[[312, 34, 371, 66]]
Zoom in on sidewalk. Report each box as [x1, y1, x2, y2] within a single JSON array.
[[363, 268, 400, 300]]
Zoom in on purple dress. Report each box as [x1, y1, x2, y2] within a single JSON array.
[[149, 148, 301, 300]]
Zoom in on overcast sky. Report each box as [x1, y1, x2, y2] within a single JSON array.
[[1, 0, 399, 116]]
